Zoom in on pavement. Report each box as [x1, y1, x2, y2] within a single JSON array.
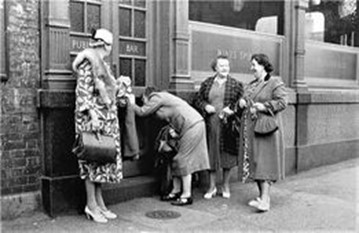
[[2, 158, 359, 233]]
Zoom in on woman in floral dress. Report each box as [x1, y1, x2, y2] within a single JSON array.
[[72, 29, 122, 223]]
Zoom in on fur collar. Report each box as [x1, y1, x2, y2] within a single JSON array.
[[73, 48, 117, 107]]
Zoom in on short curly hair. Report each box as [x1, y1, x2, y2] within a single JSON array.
[[251, 54, 274, 73], [210, 55, 229, 72]]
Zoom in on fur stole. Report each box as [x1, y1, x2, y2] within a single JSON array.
[[72, 48, 117, 107]]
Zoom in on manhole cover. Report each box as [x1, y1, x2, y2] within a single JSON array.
[[145, 210, 181, 220]]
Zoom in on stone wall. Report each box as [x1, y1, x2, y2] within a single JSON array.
[[0, 0, 41, 219], [295, 91, 359, 171]]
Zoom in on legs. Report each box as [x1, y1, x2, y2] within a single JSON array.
[[204, 171, 217, 199], [161, 175, 192, 203], [222, 168, 232, 198], [84, 179, 108, 223], [86, 181, 107, 211], [84, 179, 116, 222], [248, 180, 271, 211], [85, 178, 98, 210], [95, 183, 107, 211], [208, 171, 217, 191], [258, 180, 270, 204], [205, 168, 233, 199], [166, 174, 193, 206], [180, 174, 192, 198], [171, 176, 182, 194]]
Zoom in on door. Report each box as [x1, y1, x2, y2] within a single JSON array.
[[69, 0, 155, 177]]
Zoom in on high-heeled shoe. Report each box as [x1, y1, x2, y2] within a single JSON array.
[[248, 197, 261, 207], [256, 198, 270, 212], [221, 187, 230, 199], [204, 187, 217, 199], [171, 197, 193, 206], [99, 208, 117, 219], [84, 206, 108, 223]]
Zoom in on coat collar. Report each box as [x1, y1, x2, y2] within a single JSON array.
[[249, 74, 271, 99]]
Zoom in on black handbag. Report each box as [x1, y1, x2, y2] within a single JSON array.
[[72, 131, 117, 164], [254, 109, 278, 136]]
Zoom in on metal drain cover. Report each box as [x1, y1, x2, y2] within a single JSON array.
[[145, 210, 181, 220]]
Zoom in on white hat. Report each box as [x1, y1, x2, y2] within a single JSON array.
[[91, 28, 113, 46], [118, 75, 132, 87]]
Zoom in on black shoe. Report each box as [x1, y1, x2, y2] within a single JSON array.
[[160, 192, 181, 202], [171, 197, 193, 206]]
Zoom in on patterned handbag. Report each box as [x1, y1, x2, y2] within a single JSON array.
[[72, 131, 117, 164]]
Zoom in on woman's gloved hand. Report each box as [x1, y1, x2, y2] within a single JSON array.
[[205, 104, 216, 114]]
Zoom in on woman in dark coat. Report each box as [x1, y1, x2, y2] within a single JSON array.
[[195, 55, 243, 199], [237, 54, 287, 212], [129, 87, 210, 206]]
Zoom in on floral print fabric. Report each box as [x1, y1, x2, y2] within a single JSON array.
[[75, 61, 123, 183]]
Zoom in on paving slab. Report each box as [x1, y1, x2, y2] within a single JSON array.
[[1, 158, 358, 233]]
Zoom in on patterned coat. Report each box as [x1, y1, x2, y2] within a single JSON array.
[[194, 75, 243, 155], [74, 59, 123, 183]]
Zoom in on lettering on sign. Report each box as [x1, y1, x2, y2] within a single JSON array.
[[71, 38, 90, 52], [126, 44, 139, 54], [191, 30, 280, 75], [217, 49, 252, 61], [120, 40, 145, 56]]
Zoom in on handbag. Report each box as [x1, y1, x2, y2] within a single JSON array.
[[72, 131, 117, 164], [254, 109, 278, 136]]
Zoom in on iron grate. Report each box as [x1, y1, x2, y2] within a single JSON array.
[[145, 210, 181, 220]]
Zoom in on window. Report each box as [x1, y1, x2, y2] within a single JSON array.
[[70, 0, 101, 34], [306, 0, 358, 47], [118, 0, 147, 86], [256, 16, 278, 35], [69, 0, 102, 67], [189, 0, 285, 35]]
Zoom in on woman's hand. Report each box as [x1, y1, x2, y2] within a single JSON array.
[[89, 110, 101, 131], [238, 98, 247, 108], [253, 102, 266, 112], [126, 93, 136, 105], [205, 104, 216, 114], [91, 118, 101, 131], [221, 106, 234, 115]]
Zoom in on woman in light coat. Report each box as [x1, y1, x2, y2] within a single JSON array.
[[237, 54, 287, 212], [129, 87, 210, 206]]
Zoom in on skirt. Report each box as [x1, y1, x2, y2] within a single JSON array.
[[171, 121, 210, 176]]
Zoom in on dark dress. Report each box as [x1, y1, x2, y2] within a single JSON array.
[[207, 80, 238, 170], [195, 75, 243, 171]]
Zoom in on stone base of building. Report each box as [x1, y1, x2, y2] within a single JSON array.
[[297, 139, 359, 172], [1, 191, 41, 220], [40, 175, 158, 218]]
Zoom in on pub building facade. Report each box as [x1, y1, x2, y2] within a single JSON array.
[[1, 0, 358, 218]]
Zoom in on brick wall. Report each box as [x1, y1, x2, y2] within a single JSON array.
[[1, 0, 40, 196]]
